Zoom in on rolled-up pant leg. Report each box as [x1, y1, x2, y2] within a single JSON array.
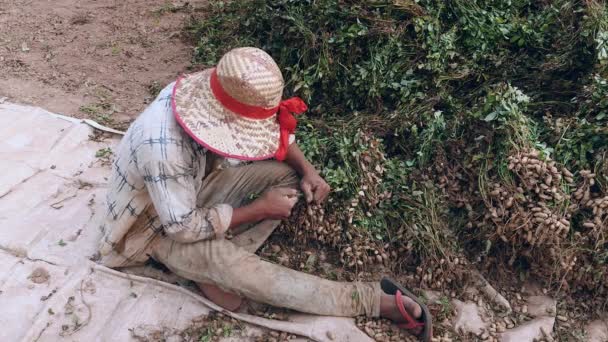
[[151, 161, 382, 317]]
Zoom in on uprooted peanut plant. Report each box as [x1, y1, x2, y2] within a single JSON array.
[[187, 0, 608, 313]]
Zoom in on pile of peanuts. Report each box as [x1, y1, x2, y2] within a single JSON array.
[[480, 148, 574, 247], [507, 148, 572, 200], [355, 317, 418, 342], [416, 257, 467, 290], [287, 201, 390, 269], [563, 170, 608, 292], [340, 241, 390, 268], [573, 170, 608, 230], [282, 133, 393, 270], [478, 148, 608, 292], [296, 204, 343, 246], [254, 331, 297, 342]]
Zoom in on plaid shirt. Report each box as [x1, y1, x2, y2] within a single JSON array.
[[98, 83, 235, 260]]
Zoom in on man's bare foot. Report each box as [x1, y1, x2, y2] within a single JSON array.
[[198, 283, 243, 311], [379, 293, 423, 334]]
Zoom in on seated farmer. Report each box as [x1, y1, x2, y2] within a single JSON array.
[[97, 47, 432, 340]]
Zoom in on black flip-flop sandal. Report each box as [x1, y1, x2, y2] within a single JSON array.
[[381, 277, 433, 342]]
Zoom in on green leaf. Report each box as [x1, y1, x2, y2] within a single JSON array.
[[484, 111, 498, 121]]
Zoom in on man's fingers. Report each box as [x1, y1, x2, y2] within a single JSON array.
[[314, 183, 330, 204], [314, 191, 326, 204], [312, 184, 322, 203], [287, 196, 298, 207], [286, 208, 294, 219], [282, 197, 298, 218], [301, 182, 314, 203]]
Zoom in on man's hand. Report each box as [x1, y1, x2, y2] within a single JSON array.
[[300, 172, 331, 204], [284, 143, 331, 204], [254, 187, 299, 220]]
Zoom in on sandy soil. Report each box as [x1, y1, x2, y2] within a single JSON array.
[[0, 0, 201, 125]]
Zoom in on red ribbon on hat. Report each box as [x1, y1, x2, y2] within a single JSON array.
[[209, 68, 307, 161]]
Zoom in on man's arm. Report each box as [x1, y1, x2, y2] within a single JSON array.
[[284, 143, 331, 204], [229, 204, 266, 230], [284, 143, 317, 177], [230, 188, 298, 229], [230, 143, 324, 227], [142, 157, 298, 241], [141, 158, 232, 242]]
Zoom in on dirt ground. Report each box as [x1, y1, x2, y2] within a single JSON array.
[[0, 0, 201, 125]]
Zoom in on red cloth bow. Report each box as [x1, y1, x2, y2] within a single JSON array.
[[275, 97, 307, 160], [210, 68, 307, 161]]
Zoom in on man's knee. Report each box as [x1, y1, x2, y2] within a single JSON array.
[[268, 161, 299, 188], [249, 160, 298, 188]]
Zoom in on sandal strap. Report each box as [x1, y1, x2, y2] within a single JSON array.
[[395, 290, 425, 330]]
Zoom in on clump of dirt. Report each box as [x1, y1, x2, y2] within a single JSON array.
[[28, 267, 50, 284]]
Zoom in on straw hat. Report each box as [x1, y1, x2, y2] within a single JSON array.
[[172, 47, 307, 161]]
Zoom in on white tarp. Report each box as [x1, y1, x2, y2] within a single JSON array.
[[0, 102, 371, 342]]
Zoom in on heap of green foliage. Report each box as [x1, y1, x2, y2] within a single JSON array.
[[189, 0, 608, 297]]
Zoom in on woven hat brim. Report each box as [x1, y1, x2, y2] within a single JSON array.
[[172, 69, 281, 161]]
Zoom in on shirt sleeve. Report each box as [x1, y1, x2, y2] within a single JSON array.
[[140, 157, 233, 243]]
